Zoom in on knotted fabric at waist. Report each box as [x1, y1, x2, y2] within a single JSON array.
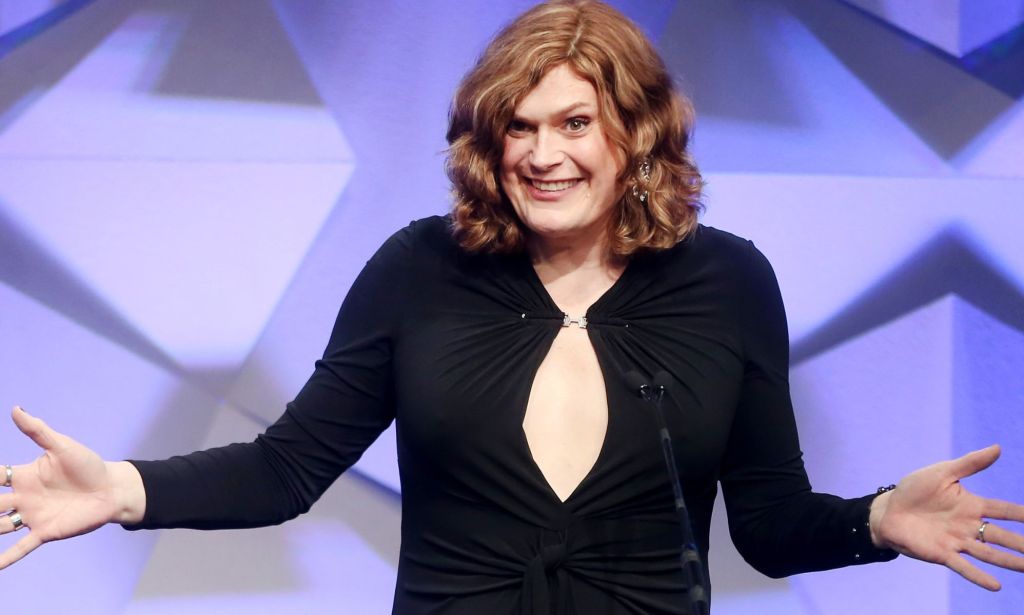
[[522, 537, 568, 615], [401, 511, 686, 615]]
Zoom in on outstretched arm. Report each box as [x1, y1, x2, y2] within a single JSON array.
[[0, 406, 146, 570], [869, 444, 1024, 590]]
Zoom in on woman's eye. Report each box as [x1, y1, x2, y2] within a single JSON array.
[[507, 120, 530, 134], [566, 117, 590, 132]]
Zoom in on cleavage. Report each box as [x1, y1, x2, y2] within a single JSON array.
[[522, 324, 609, 502]]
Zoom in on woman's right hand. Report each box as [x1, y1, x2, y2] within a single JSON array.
[[0, 406, 146, 569]]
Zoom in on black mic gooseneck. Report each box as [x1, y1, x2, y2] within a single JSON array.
[[625, 371, 709, 615]]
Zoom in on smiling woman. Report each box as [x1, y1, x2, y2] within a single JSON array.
[[499, 65, 625, 251], [446, 0, 703, 257], [2, 1, 1024, 615]]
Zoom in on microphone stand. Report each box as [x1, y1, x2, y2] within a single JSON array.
[[629, 371, 710, 615]]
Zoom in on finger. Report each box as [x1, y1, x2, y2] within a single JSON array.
[[0, 532, 41, 571], [11, 406, 57, 451], [948, 444, 1000, 480], [946, 553, 1001, 591], [985, 498, 1024, 524], [964, 540, 1024, 573], [0, 492, 14, 511], [979, 524, 1024, 555], [0, 511, 26, 535]]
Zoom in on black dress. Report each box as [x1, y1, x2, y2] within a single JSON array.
[[130, 216, 896, 614]]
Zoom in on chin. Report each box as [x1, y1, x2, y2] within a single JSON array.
[[518, 206, 573, 230], [522, 213, 600, 244]]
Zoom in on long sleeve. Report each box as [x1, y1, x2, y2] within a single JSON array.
[[127, 223, 416, 530], [718, 240, 898, 577]]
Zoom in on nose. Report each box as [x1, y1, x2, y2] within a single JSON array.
[[528, 128, 564, 171]]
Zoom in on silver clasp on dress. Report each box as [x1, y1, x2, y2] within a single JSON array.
[[562, 313, 588, 329]]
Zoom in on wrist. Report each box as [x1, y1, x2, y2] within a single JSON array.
[[106, 461, 147, 525], [868, 489, 892, 548]]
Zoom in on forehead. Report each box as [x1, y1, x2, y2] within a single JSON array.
[[514, 64, 599, 118]]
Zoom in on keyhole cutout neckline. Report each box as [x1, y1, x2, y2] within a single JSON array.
[[519, 256, 633, 504]]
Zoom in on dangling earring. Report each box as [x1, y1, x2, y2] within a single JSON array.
[[631, 156, 652, 203]]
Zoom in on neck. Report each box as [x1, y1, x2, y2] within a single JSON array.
[[529, 234, 610, 274], [528, 233, 626, 315]]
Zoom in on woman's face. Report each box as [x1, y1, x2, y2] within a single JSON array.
[[500, 64, 625, 249]]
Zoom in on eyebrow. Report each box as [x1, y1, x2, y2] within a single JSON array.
[[512, 101, 596, 122], [553, 102, 593, 116]]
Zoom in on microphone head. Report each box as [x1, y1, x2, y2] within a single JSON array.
[[623, 371, 649, 397], [652, 371, 673, 389]]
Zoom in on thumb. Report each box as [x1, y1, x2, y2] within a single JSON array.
[[949, 444, 1001, 480], [11, 406, 58, 451]]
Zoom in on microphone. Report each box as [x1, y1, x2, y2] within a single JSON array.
[[624, 371, 655, 400], [625, 371, 709, 615]]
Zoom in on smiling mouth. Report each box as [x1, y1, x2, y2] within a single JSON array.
[[527, 178, 581, 192]]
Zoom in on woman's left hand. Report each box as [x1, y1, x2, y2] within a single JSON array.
[[869, 444, 1024, 590]]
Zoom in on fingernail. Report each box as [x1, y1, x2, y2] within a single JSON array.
[[13, 406, 25, 413]]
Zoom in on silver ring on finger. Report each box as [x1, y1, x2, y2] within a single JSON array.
[[977, 521, 990, 543], [8, 511, 23, 531], [2, 464, 10, 488]]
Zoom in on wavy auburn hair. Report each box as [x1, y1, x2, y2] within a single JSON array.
[[446, 0, 703, 256]]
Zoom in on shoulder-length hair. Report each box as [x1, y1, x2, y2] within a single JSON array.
[[446, 0, 703, 256]]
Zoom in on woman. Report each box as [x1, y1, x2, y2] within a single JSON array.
[[1, 1, 1022, 613]]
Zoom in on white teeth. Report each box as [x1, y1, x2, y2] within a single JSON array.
[[530, 179, 578, 191]]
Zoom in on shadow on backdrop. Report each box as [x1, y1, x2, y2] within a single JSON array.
[[658, 0, 803, 126], [147, 0, 321, 106], [787, 0, 1018, 161], [792, 225, 1024, 365], [0, 203, 180, 376], [0, 0, 127, 131]]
